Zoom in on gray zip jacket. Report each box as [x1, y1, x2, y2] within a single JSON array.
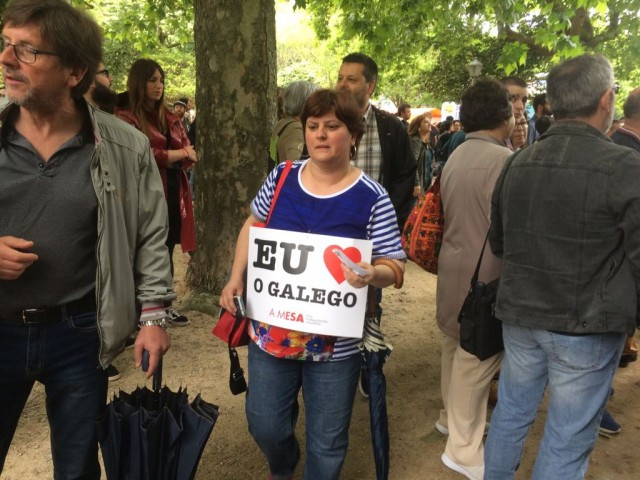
[[0, 102, 174, 366], [87, 104, 175, 366], [490, 121, 640, 335]]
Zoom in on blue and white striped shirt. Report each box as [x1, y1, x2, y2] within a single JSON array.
[[250, 160, 405, 360]]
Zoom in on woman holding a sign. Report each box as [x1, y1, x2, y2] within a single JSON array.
[[220, 89, 406, 480]]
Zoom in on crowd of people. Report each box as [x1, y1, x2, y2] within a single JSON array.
[[1, 1, 640, 480]]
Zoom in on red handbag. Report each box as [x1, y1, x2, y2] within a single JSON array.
[[401, 174, 444, 274], [212, 160, 293, 347], [212, 309, 251, 347]]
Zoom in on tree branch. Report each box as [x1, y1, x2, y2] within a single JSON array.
[[569, 8, 591, 38], [584, 9, 621, 48], [503, 26, 554, 57]]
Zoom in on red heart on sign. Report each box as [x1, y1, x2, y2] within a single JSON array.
[[324, 245, 362, 284]]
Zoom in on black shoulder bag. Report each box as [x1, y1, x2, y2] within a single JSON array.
[[458, 232, 504, 360]]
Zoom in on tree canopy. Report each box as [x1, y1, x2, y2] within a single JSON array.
[[3, 0, 638, 105], [94, 0, 195, 99], [295, 0, 640, 103]]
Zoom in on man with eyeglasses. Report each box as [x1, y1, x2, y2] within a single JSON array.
[[485, 54, 640, 479], [84, 61, 117, 114], [84, 60, 125, 385], [0, 1, 174, 478]]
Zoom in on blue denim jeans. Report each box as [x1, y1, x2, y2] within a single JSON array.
[[0, 311, 108, 480], [484, 323, 625, 480], [245, 341, 361, 480]]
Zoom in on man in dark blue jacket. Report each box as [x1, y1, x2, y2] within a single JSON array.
[[485, 54, 640, 479]]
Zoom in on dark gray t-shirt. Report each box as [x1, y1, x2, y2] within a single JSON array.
[[0, 113, 97, 318]]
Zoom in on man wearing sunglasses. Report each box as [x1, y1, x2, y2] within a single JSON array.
[[0, 1, 174, 478]]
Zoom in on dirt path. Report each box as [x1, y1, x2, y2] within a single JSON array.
[[3, 253, 640, 479]]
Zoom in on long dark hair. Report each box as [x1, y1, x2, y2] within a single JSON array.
[[126, 58, 170, 138]]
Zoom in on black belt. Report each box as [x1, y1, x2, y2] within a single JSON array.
[[1, 293, 96, 326]]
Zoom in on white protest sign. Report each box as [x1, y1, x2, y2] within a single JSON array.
[[246, 227, 372, 338]]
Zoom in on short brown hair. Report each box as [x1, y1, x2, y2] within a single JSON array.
[[2, 0, 102, 99], [300, 89, 365, 142]]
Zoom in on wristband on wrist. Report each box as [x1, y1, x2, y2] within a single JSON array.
[[372, 258, 404, 289], [139, 317, 169, 329]]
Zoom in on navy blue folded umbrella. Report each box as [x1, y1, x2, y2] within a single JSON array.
[[361, 302, 392, 480], [98, 355, 219, 480], [362, 345, 391, 480]]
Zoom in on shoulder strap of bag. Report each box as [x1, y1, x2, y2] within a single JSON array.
[[265, 160, 293, 226], [269, 120, 297, 164], [470, 230, 490, 285], [277, 119, 296, 137], [470, 146, 524, 285]]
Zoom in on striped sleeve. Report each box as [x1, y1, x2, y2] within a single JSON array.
[[367, 192, 407, 260], [250, 161, 304, 222], [139, 301, 168, 322], [250, 165, 280, 222]]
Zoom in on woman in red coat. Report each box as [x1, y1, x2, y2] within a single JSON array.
[[117, 58, 196, 326]]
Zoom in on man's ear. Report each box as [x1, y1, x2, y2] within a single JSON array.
[[367, 80, 376, 98], [67, 65, 88, 89], [599, 87, 614, 112]]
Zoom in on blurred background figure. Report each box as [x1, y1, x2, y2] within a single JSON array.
[[117, 58, 197, 327], [268, 80, 319, 173], [397, 102, 411, 129], [607, 118, 623, 137], [408, 112, 434, 195], [501, 76, 529, 149], [84, 61, 117, 113], [0, 86, 8, 109], [535, 115, 554, 138], [84, 60, 124, 382], [436, 78, 515, 480], [527, 93, 552, 144], [173, 97, 192, 133]]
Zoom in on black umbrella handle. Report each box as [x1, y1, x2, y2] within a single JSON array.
[[142, 350, 163, 392]]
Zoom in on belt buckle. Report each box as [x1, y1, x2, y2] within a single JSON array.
[[22, 308, 47, 325]]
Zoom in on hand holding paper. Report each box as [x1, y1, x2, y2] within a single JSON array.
[[333, 248, 368, 276]]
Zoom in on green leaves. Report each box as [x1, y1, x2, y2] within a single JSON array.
[[296, 0, 640, 102], [90, 0, 196, 99], [500, 42, 530, 75]]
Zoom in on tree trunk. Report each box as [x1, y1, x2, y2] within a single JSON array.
[[188, 0, 277, 293]]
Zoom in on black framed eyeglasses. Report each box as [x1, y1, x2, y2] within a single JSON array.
[[1, 38, 59, 64], [97, 69, 110, 77]]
